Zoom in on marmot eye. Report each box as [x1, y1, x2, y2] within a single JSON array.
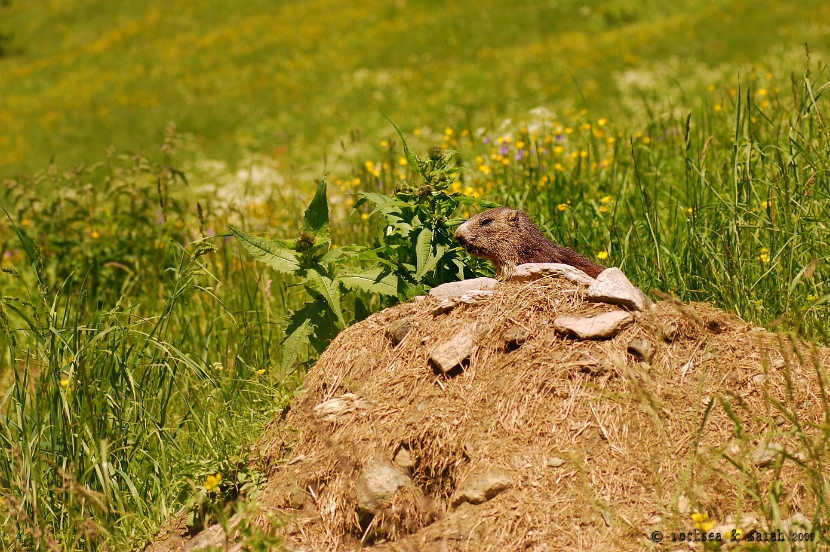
[[480, 218, 492, 226]]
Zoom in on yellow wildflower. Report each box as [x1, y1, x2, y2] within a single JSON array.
[[643, 137, 651, 144], [502, 158, 510, 165], [516, 141, 525, 149], [598, 118, 607, 126], [364, 161, 374, 171], [361, 213, 369, 220], [60, 378, 70, 388], [445, 127, 453, 135], [554, 146, 564, 154], [346, 198, 355, 206], [687, 207, 694, 214], [554, 163, 565, 172], [461, 129, 469, 136], [761, 100, 770, 108], [90, 230, 100, 239], [599, 206, 608, 213], [21, 219, 32, 226], [478, 165, 492, 175], [204, 473, 222, 492], [451, 181, 462, 192], [414, 129, 421, 135], [601, 196, 611, 203], [353, 177, 361, 185], [761, 200, 771, 209], [606, 137, 615, 145], [596, 251, 609, 260], [256, 369, 265, 375], [758, 89, 768, 96], [581, 123, 591, 131], [557, 204, 568, 211], [380, 140, 388, 147], [565, 128, 573, 134], [398, 157, 408, 166], [579, 150, 588, 158], [759, 248, 771, 263], [714, 104, 723, 112], [707, 84, 716, 91], [691, 512, 716, 532]]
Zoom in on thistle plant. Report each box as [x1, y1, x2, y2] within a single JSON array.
[[355, 120, 497, 299]]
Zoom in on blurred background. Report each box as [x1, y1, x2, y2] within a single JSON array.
[[1, 0, 828, 175]]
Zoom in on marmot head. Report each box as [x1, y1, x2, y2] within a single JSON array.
[[454, 207, 546, 273]]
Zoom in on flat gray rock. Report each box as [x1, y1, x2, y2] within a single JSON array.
[[627, 338, 655, 363], [586, 267, 645, 311], [429, 323, 477, 372], [509, 263, 596, 286], [429, 277, 498, 299], [312, 393, 371, 422], [450, 469, 512, 507], [553, 311, 634, 340], [387, 317, 413, 345], [752, 442, 783, 468], [356, 459, 412, 512]]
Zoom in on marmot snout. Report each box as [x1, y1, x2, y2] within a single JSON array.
[[454, 207, 605, 278]]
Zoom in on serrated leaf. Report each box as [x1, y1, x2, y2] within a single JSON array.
[[337, 267, 398, 296], [227, 225, 301, 274], [305, 267, 345, 328], [417, 244, 445, 280], [415, 228, 433, 281], [318, 244, 364, 264], [382, 113, 425, 180], [280, 301, 325, 373], [300, 178, 330, 238]]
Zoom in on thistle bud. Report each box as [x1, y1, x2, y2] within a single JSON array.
[[296, 232, 316, 251]]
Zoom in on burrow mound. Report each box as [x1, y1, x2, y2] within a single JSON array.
[[160, 270, 829, 551]]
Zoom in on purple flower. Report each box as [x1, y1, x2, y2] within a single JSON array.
[[555, 134, 563, 141], [515, 150, 525, 160], [2, 251, 10, 259], [156, 216, 165, 225], [206, 229, 216, 237], [500, 145, 509, 155], [483, 136, 492, 145]]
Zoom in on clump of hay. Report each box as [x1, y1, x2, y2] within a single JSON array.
[[160, 276, 830, 550]]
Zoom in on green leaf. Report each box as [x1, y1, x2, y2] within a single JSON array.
[[305, 267, 345, 328], [227, 225, 301, 274], [353, 297, 370, 323], [337, 266, 398, 296], [300, 177, 330, 238], [417, 244, 445, 280], [318, 244, 364, 264], [414, 228, 433, 281], [280, 302, 324, 373], [382, 113, 425, 180]]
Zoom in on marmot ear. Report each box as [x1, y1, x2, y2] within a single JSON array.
[[507, 209, 520, 226]]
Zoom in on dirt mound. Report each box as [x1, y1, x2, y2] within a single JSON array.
[[153, 273, 829, 551]]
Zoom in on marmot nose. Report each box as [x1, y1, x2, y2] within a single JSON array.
[[454, 225, 468, 245]]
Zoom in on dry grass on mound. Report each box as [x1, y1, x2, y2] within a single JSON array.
[[172, 277, 830, 551]]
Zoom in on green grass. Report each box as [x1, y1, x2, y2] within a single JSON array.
[[1, 0, 830, 174], [2, 0, 830, 549]]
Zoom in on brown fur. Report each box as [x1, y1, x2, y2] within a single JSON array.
[[454, 207, 606, 278]]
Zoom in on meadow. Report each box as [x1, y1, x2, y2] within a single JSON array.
[[2, 0, 830, 549]]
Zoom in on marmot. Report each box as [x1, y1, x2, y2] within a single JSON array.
[[454, 207, 605, 278]]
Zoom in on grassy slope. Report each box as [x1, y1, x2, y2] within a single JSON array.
[[1, 0, 829, 174], [2, 1, 830, 550]]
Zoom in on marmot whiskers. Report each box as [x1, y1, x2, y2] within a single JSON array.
[[454, 207, 605, 278]]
